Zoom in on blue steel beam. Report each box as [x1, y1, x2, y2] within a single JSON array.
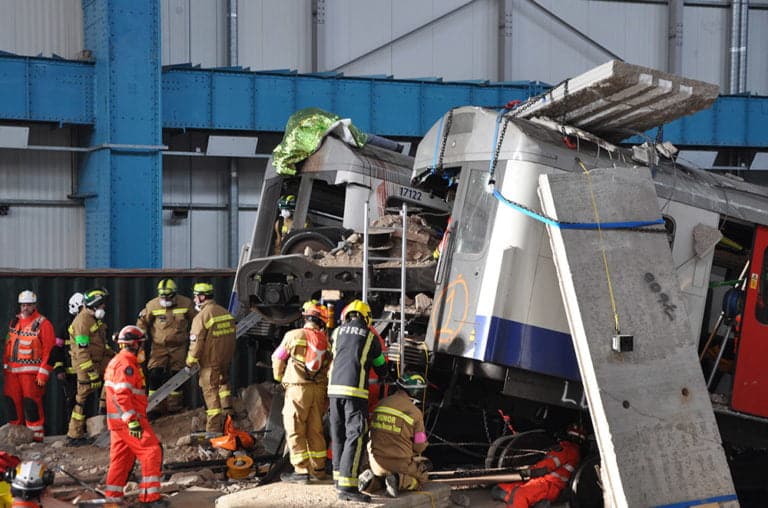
[[162, 69, 547, 137], [1, 53, 767, 148], [0, 55, 93, 124], [79, 0, 162, 268]]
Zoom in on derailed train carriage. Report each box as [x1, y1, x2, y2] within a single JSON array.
[[236, 62, 768, 504]]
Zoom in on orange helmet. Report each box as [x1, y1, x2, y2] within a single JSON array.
[[303, 302, 329, 328], [117, 325, 146, 349]]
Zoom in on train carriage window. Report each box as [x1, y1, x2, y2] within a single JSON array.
[[757, 248, 768, 324], [455, 169, 494, 255], [663, 215, 675, 248]]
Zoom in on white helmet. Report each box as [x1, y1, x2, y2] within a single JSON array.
[[68, 292, 85, 316], [18, 290, 37, 304]]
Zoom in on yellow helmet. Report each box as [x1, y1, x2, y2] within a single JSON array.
[[157, 278, 177, 297], [340, 299, 371, 325], [193, 282, 214, 296]]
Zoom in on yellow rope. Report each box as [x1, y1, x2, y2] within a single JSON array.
[[577, 158, 621, 334], [413, 489, 437, 508]]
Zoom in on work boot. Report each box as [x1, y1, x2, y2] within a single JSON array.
[[280, 471, 310, 484], [358, 469, 375, 493], [139, 498, 170, 508], [337, 488, 371, 503], [65, 436, 93, 447], [385, 473, 400, 497]]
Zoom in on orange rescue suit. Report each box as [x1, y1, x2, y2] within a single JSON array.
[[103, 349, 163, 505], [3, 310, 56, 442]]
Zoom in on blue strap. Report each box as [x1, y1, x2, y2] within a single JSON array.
[[492, 189, 664, 230]]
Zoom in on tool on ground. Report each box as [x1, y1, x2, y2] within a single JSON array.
[[226, 455, 254, 480], [54, 465, 106, 497]]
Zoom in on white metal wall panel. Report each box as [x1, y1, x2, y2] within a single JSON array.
[[683, 6, 729, 91], [0, 0, 83, 58], [0, 126, 84, 269], [238, 0, 311, 71], [747, 8, 768, 94]]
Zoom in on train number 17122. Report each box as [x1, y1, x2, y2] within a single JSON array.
[[399, 187, 423, 201]]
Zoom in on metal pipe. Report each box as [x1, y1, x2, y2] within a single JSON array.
[[400, 203, 407, 374], [738, 0, 749, 93], [362, 202, 370, 303], [228, 0, 238, 66], [229, 158, 239, 268], [729, 0, 741, 94], [668, 0, 684, 75]]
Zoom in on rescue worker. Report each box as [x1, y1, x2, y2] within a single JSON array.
[[7, 460, 54, 508], [328, 299, 388, 503], [274, 194, 297, 254], [137, 279, 196, 415], [358, 373, 429, 497], [185, 282, 236, 436], [2, 291, 56, 442], [66, 288, 111, 446], [272, 302, 332, 484], [50, 292, 84, 425], [491, 423, 586, 508], [104, 326, 167, 508]]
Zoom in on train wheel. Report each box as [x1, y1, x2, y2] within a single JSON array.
[[569, 455, 603, 508], [281, 231, 335, 255], [495, 429, 555, 469]]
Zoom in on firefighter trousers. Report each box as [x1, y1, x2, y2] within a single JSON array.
[[105, 423, 163, 504], [67, 372, 104, 439], [198, 365, 232, 434], [283, 383, 327, 476], [329, 396, 368, 490], [369, 453, 428, 491], [2, 373, 45, 442]]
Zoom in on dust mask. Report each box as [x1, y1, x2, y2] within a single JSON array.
[[280, 209, 292, 219], [160, 298, 173, 308], [94, 308, 106, 320]]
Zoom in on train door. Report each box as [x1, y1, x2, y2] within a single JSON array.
[[731, 224, 768, 417]]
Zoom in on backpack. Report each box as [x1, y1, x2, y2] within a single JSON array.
[[302, 328, 328, 377]]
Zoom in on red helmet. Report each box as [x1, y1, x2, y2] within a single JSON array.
[[303, 303, 329, 327], [565, 423, 587, 444], [117, 325, 146, 349]]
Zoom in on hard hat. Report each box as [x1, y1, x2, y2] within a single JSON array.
[[193, 282, 214, 296], [84, 288, 109, 308], [278, 194, 296, 211], [157, 278, 177, 297], [302, 302, 329, 327], [117, 325, 146, 349], [340, 300, 371, 325], [18, 290, 37, 304], [565, 423, 587, 444], [396, 373, 427, 395], [10, 460, 54, 500], [68, 292, 85, 315]]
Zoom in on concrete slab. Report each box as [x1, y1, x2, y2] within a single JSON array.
[[215, 480, 452, 508], [513, 60, 719, 141], [538, 167, 738, 507]]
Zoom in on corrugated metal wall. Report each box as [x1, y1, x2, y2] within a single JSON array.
[[1, 1, 766, 93], [0, 126, 84, 269], [0, 270, 278, 436]]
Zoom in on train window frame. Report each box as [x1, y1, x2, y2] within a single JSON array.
[[453, 167, 495, 257], [663, 215, 676, 249]]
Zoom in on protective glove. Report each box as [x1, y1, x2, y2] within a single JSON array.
[[519, 468, 530, 481], [128, 420, 143, 439]]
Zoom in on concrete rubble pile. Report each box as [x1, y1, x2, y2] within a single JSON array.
[[314, 213, 440, 267], [0, 382, 279, 505]]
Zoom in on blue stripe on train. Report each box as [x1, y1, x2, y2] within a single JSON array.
[[475, 315, 581, 381]]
